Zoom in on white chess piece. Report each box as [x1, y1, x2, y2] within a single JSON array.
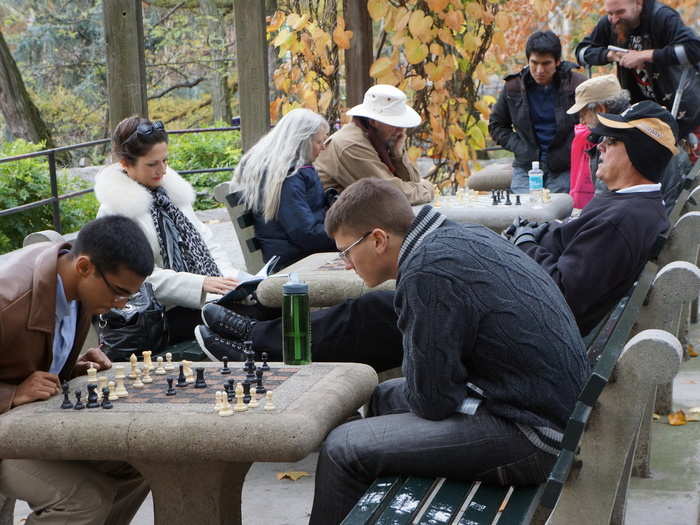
[[164, 352, 175, 372], [128, 354, 138, 379], [108, 381, 119, 401], [113, 364, 125, 379], [234, 383, 247, 412], [264, 391, 275, 411], [141, 367, 153, 384], [132, 366, 144, 388], [115, 376, 128, 397], [155, 356, 167, 375], [218, 394, 233, 417], [97, 375, 108, 394], [86, 364, 97, 382], [249, 392, 258, 408], [142, 350, 153, 371], [182, 360, 194, 384], [214, 391, 223, 412]]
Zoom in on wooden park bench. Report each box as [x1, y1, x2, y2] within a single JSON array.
[[342, 261, 684, 525]]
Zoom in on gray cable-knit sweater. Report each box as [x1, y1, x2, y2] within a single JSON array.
[[396, 206, 590, 452]]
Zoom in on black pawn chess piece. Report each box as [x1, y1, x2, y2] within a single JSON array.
[[166, 377, 176, 396], [261, 352, 270, 372], [86, 384, 99, 408], [242, 381, 252, 404], [226, 379, 236, 402], [505, 190, 512, 206], [492, 192, 498, 206], [255, 368, 266, 394], [101, 387, 113, 409], [220, 356, 231, 375], [515, 195, 522, 205], [60, 382, 73, 409], [194, 367, 207, 389], [177, 364, 187, 387], [73, 390, 84, 410]]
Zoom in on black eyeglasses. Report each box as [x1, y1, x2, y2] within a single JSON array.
[[600, 136, 620, 147], [338, 231, 372, 263], [96, 266, 138, 302], [126, 121, 165, 142]]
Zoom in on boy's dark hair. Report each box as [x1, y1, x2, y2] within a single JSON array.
[[112, 116, 168, 166], [71, 215, 154, 277], [525, 30, 562, 62], [325, 178, 414, 238]]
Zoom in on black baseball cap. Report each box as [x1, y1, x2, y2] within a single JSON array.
[[592, 100, 679, 182]]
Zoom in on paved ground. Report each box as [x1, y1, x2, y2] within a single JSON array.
[[12, 207, 700, 524]]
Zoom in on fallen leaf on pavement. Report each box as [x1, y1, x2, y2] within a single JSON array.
[[652, 413, 661, 420], [688, 344, 698, 358], [668, 410, 687, 426], [276, 471, 311, 481]]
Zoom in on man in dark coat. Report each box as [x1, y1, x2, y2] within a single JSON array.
[[575, 0, 700, 138], [489, 30, 586, 194]]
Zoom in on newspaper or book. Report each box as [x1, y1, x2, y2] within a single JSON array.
[[216, 255, 281, 308]]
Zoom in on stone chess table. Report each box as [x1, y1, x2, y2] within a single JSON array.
[[0, 361, 378, 525], [256, 193, 573, 308]]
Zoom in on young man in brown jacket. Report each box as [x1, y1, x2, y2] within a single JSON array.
[[315, 84, 433, 205], [0, 215, 153, 525]]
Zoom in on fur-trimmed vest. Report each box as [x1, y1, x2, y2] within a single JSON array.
[[95, 164, 237, 309]]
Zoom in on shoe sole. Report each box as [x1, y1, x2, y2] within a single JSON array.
[[194, 325, 220, 363], [201, 304, 212, 329]]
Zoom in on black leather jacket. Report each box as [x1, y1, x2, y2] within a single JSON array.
[[576, 0, 700, 135], [488, 61, 585, 173]]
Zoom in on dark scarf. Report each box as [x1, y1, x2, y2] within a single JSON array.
[[149, 186, 222, 277], [353, 117, 397, 174]]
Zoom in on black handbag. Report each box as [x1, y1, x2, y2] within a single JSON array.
[[96, 282, 169, 361]]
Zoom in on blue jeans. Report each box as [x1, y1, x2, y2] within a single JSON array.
[[309, 378, 556, 525], [511, 166, 571, 194]]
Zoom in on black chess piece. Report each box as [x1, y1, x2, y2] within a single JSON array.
[[226, 379, 236, 402], [73, 390, 84, 410], [255, 368, 266, 394], [505, 190, 512, 206], [177, 364, 187, 387], [86, 384, 99, 408], [166, 377, 176, 396], [515, 195, 522, 205], [242, 381, 252, 404], [492, 192, 498, 205], [194, 367, 207, 388], [101, 387, 113, 409], [261, 352, 270, 372], [220, 356, 231, 375], [60, 381, 73, 409]]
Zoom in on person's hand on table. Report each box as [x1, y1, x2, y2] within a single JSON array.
[[11, 371, 61, 407], [75, 346, 112, 375], [203, 276, 240, 295]]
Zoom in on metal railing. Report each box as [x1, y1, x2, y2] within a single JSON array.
[[0, 125, 240, 233]]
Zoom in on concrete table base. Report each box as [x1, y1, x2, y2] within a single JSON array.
[[133, 460, 251, 525]]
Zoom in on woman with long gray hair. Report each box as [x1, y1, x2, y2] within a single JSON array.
[[232, 107, 336, 268]]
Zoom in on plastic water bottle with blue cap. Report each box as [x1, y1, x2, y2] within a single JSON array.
[[282, 273, 311, 365], [528, 161, 544, 208]]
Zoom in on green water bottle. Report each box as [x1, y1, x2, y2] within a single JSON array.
[[282, 274, 311, 365]]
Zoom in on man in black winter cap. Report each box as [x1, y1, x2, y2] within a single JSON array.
[[506, 100, 676, 336]]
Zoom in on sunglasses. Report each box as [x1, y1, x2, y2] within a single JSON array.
[[126, 121, 165, 142]]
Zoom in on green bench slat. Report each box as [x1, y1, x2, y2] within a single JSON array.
[[375, 477, 436, 525], [561, 402, 591, 452], [496, 486, 543, 525], [456, 483, 509, 525], [341, 476, 404, 525], [416, 480, 474, 524], [541, 449, 576, 509]]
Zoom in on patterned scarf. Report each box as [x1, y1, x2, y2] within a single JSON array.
[[149, 186, 222, 277]]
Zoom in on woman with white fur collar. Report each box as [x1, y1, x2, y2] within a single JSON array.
[[94, 117, 241, 343]]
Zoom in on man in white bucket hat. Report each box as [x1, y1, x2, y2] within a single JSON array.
[[316, 84, 433, 205]]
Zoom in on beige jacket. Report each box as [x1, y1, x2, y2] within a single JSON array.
[[315, 122, 432, 205]]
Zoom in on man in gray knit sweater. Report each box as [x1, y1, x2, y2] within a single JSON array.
[[309, 178, 590, 524]]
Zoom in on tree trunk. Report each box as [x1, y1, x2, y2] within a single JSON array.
[[0, 30, 54, 147], [200, 0, 232, 125]]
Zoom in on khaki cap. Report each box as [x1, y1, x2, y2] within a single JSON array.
[[566, 75, 622, 115]]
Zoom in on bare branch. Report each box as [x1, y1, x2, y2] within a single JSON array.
[[147, 77, 205, 99]]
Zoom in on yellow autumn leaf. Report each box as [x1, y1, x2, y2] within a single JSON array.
[[376, 69, 402, 86], [322, 64, 335, 76], [408, 10, 433, 41], [468, 125, 486, 150], [688, 344, 698, 357], [302, 89, 318, 112], [430, 42, 444, 56], [668, 410, 687, 426], [333, 16, 353, 49], [318, 91, 333, 113], [448, 124, 466, 140], [465, 3, 484, 20], [474, 63, 489, 84], [475, 99, 491, 118], [390, 31, 409, 48], [462, 33, 480, 53], [427, 0, 450, 12], [477, 119, 489, 138], [272, 28, 293, 48], [367, 0, 388, 21], [437, 27, 455, 46], [267, 11, 285, 33], [405, 38, 429, 65], [492, 31, 506, 49], [454, 140, 470, 161], [407, 146, 422, 162], [409, 75, 427, 91], [394, 8, 411, 33], [533, 0, 550, 17], [444, 9, 464, 31], [495, 12, 510, 31], [269, 97, 283, 122], [286, 13, 309, 31], [369, 57, 394, 79], [276, 471, 311, 481]]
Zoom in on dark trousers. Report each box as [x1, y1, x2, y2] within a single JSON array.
[[309, 378, 556, 525], [251, 290, 403, 372]]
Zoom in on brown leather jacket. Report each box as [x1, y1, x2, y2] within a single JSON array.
[[315, 121, 433, 205], [0, 242, 91, 414]]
